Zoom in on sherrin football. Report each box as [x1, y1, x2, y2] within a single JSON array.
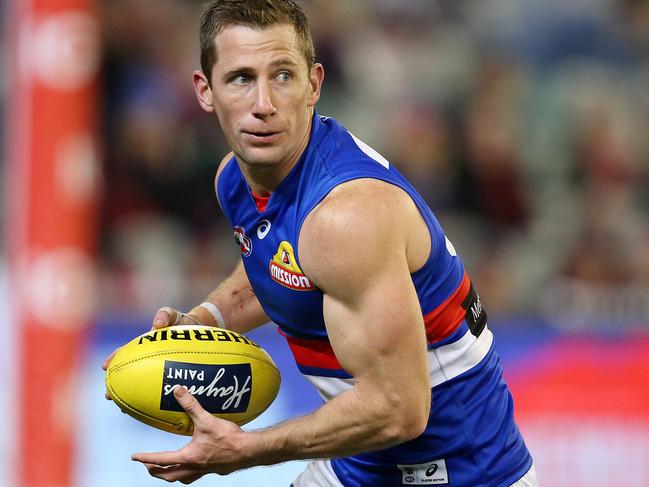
[[105, 325, 280, 435]]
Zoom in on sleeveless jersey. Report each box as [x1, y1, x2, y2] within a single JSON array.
[[217, 113, 533, 486]]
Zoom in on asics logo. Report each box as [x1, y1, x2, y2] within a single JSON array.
[[257, 220, 272, 240]]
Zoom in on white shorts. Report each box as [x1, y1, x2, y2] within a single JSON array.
[[510, 464, 539, 487], [292, 460, 539, 487], [291, 460, 343, 487]]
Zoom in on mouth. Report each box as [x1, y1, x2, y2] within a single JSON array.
[[242, 130, 282, 144]]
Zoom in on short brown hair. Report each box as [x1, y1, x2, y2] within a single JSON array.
[[200, 0, 315, 81]]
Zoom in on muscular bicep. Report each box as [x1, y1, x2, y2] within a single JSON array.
[[299, 180, 430, 397], [322, 257, 428, 390]]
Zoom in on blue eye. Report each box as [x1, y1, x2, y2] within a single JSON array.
[[276, 71, 291, 82], [232, 74, 251, 85]]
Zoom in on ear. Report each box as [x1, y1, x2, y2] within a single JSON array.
[[307, 63, 325, 107], [193, 70, 215, 113]]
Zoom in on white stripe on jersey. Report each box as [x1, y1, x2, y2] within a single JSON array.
[[303, 326, 493, 401], [429, 325, 493, 387], [348, 132, 390, 169]]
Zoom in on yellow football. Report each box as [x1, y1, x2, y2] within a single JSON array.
[[105, 325, 280, 435]]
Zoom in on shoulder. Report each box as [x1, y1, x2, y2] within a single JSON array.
[[215, 151, 235, 205], [298, 179, 422, 293], [306, 178, 410, 231], [317, 123, 391, 174], [297, 126, 396, 221], [216, 151, 235, 183]]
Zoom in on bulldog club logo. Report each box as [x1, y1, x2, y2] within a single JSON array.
[[269, 241, 315, 291], [233, 226, 252, 256]]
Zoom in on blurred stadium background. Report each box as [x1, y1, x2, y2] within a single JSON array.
[[1, 0, 649, 486]]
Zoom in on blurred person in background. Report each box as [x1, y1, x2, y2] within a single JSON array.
[[104, 0, 537, 485]]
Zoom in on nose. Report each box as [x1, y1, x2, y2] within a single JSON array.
[[252, 81, 277, 118]]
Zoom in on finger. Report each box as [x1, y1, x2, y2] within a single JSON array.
[[153, 307, 180, 329], [181, 474, 204, 485], [173, 386, 212, 425], [143, 464, 203, 484], [132, 451, 186, 467], [142, 463, 181, 481], [179, 312, 202, 326], [102, 348, 120, 371], [103, 348, 121, 400]]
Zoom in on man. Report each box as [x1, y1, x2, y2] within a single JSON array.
[[103, 1, 537, 485]]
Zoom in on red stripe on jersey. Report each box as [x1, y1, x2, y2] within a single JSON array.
[[251, 190, 270, 212], [279, 330, 343, 370], [424, 272, 471, 344]]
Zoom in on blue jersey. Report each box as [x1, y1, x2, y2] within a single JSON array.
[[217, 113, 532, 486]]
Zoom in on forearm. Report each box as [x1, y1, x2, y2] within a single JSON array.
[[241, 380, 427, 467], [189, 262, 269, 334]]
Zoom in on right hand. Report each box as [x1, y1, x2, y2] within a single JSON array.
[[152, 306, 190, 330], [103, 306, 198, 400]]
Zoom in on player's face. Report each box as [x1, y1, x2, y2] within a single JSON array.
[[204, 24, 323, 172]]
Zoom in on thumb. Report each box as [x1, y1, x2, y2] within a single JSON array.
[[153, 307, 180, 329], [173, 386, 210, 424]]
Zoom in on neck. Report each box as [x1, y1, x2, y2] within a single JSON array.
[[238, 109, 314, 195]]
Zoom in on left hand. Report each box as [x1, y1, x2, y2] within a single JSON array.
[[131, 386, 249, 483]]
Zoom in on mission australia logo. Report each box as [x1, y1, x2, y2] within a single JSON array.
[[160, 361, 252, 414], [269, 240, 315, 291]]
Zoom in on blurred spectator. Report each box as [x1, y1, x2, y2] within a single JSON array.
[[459, 58, 531, 233], [3, 0, 642, 327]]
